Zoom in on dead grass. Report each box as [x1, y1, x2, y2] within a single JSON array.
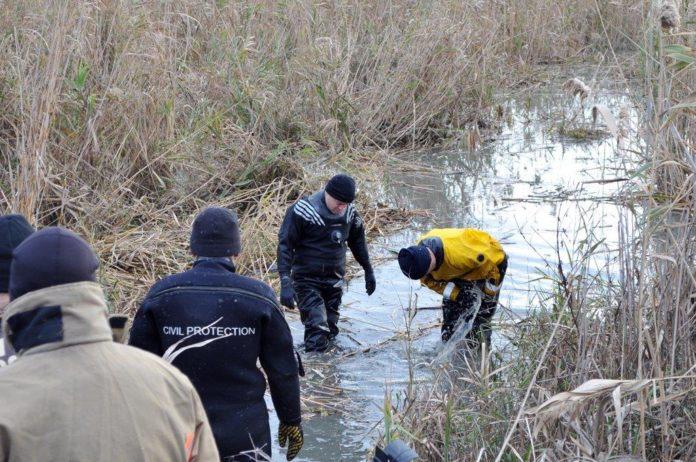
[[0, 0, 643, 314], [558, 125, 612, 141]]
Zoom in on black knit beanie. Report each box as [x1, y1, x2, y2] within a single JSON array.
[[190, 207, 241, 257], [398, 245, 432, 280], [0, 215, 34, 293], [325, 174, 356, 203], [9, 227, 99, 300]]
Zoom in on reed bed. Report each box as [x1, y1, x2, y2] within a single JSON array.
[[0, 0, 643, 314]]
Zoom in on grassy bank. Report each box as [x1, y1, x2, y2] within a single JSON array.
[[0, 0, 642, 313], [391, 2, 696, 461]]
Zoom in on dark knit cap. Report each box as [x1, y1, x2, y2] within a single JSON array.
[[325, 174, 356, 203], [398, 245, 432, 280], [0, 215, 34, 293], [190, 207, 241, 257], [9, 227, 99, 300]]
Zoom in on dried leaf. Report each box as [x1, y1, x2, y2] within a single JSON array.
[[527, 379, 652, 417], [612, 385, 624, 450]]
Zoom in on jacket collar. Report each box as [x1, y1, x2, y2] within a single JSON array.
[[193, 257, 237, 273], [1, 282, 112, 356], [309, 189, 348, 220], [308, 190, 331, 216]]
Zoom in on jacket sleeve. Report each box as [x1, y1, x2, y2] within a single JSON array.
[[259, 304, 301, 425], [347, 210, 372, 271], [128, 298, 162, 356], [421, 274, 448, 295], [421, 275, 475, 301], [277, 205, 302, 278], [188, 387, 219, 462]]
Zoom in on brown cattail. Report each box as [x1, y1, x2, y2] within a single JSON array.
[[660, 0, 681, 31], [563, 78, 591, 101]]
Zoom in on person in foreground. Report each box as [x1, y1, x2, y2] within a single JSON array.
[[0, 227, 218, 461], [277, 174, 376, 352], [398, 228, 507, 348], [129, 207, 303, 461]]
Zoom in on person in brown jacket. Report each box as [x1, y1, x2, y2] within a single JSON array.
[[0, 227, 219, 462]]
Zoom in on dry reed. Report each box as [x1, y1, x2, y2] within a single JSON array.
[[688, 1, 696, 24], [0, 0, 643, 315], [563, 77, 592, 101]]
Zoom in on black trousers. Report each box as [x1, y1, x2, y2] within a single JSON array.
[[441, 257, 507, 347], [294, 276, 343, 352], [218, 401, 271, 461]]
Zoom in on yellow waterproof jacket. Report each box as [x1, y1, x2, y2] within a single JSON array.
[[418, 228, 506, 300]]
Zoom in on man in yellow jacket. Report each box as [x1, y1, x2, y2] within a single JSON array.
[[398, 228, 507, 347]]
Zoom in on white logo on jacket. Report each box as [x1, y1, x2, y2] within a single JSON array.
[[294, 199, 325, 226], [161, 317, 255, 363]]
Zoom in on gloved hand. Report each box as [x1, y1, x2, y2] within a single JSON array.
[[364, 269, 376, 295], [108, 314, 131, 343], [278, 422, 304, 461], [443, 279, 476, 302], [280, 276, 295, 309], [454, 279, 478, 304], [483, 278, 501, 296]]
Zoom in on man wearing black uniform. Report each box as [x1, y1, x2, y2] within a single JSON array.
[[277, 174, 376, 352], [129, 207, 303, 461]]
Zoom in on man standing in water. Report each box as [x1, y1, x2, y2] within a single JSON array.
[[398, 228, 507, 348], [277, 174, 376, 352], [0, 214, 34, 368], [129, 207, 303, 461]]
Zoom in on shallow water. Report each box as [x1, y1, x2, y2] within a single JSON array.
[[268, 72, 638, 461]]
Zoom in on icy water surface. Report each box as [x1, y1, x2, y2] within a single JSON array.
[[267, 75, 638, 461]]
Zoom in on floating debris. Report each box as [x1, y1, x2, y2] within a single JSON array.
[[558, 125, 611, 141]]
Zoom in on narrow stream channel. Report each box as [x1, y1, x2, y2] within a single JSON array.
[[268, 70, 638, 461]]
